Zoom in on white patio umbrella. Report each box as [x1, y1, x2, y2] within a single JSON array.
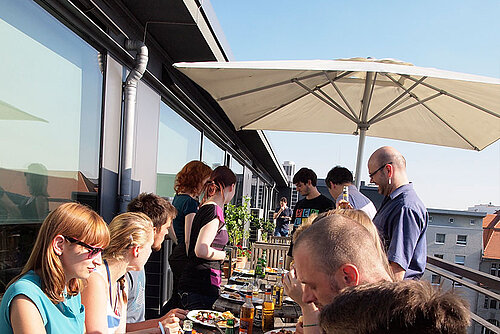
[[173, 58, 500, 186]]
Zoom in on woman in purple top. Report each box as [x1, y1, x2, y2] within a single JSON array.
[[179, 166, 236, 309]]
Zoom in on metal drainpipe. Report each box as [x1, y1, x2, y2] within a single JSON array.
[[119, 40, 148, 212]]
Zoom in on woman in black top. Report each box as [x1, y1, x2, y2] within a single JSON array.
[[179, 166, 236, 310]]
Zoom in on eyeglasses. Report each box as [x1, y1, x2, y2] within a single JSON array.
[[369, 162, 392, 179], [64, 236, 103, 259]]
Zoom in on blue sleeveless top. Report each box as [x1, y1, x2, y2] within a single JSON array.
[[0, 270, 85, 334]]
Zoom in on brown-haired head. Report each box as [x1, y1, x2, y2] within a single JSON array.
[[293, 214, 391, 284], [127, 193, 177, 230], [174, 161, 212, 196], [203, 166, 236, 203], [329, 208, 393, 280], [320, 280, 470, 334], [10, 202, 109, 303]]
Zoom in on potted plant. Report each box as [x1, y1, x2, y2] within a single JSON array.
[[225, 196, 252, 269]]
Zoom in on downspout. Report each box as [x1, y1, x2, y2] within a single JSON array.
[[119, 40, 148, 212]]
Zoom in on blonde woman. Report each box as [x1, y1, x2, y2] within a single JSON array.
[[0, 202, 110, 334], [82, 212, 180, 334]]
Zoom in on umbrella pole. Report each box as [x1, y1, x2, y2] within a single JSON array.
[[354, 128, 367, 189]]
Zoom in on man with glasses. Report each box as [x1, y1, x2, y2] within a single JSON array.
[[368, 146, 428, 281]]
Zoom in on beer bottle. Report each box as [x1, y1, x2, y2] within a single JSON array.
[[338, 185, 351, 209], [273, 257, 284, 309], [262, 286, 275, 332], [225, 318, 235, 334], [239, 288, 255, 334]]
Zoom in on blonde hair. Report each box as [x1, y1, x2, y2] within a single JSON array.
[[103, 212, 154, 262], [10, 202, 110, 303], [330, 208, 393, 280]]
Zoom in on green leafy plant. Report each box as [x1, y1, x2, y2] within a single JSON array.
[[225, 196, 252, 247], [252, 216, 275, 242]]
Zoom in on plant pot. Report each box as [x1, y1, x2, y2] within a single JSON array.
[[235, 256, 248, 269]]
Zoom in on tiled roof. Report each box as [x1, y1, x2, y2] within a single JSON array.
[[483, 213, 500, 260]]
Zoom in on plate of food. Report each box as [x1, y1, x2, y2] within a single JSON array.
[[223, 284, 263, 294], [265, 267, 289, 275], [233, 268, 255, 276], [265, 328, 296, 334], [229, 276, 253, 283], [220, 292, 263, 305], [186, 310, 239, 328]]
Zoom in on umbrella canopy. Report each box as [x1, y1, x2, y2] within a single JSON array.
[[0, 100, 48, 122], [174, 58, 500, 185]]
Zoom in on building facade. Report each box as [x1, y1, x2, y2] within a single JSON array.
[[0, 0, 288, 317]]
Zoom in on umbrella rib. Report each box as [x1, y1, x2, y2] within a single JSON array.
[[217, 72, 326, 102], [323, 71, 358, 121], [375, 77, 478, 150], [401, 75, 500, 119], [374, 92, 443, 123], [293, 79, 358, 123], [368, 75, 427, 124], [316, 87, 359, 122]]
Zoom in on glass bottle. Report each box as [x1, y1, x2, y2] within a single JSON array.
[[273, 257, 284, 309], [239, 288, 255, 334], [183, 319, 193, 334], [262, 286, 275, 332], [338, 185, 351, 209], [225, 318, 235, 334]]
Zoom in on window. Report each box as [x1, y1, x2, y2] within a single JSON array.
[[434, 254, 444, 259], [455, 255, 465, 265], [456, 235, 467, 246], [230, 158, 244, 205], [491, 263, 498, 277], [449, 217, 454, 223], [429, 215, 433, 223], [490, 299, 497, 310], [0, 0, 103, 294], [470, 219, 475, 225], [435, 233, 445, 244], [431, 274, 441, 285], [484, 296, 489, 309], [202, 135, 225, 170], [156, 102, 202, 198]]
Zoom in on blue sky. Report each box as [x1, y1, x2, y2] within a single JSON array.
[[209, 0, 500, 210]]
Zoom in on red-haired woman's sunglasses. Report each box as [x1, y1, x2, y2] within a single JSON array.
[[64, 236, 103, 259]]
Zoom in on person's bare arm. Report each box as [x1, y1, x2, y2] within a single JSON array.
[[126, 309, 186, 332], [184, 213, 196, 254], [10, 295, 46, 334], [195, 218, 225, 260], [390, 261, 405, 281], [81, 272, 109, 334]]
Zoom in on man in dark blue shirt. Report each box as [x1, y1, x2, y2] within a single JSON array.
[[273, 197, 293, 236], [368, 146, 428, 280]]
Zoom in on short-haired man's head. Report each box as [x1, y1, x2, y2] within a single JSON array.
[[127, 193, 177, 230], [280, 197, 287, 204], [293, 167, 317, 186], [371, 146, 407, 170], [293, 214, 389, 283], [320, 280, 470, 334], [325, 166, 353, 187], [174, 161, 212, 196]]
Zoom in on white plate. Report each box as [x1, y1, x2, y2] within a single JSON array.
[[186, 309, 239, 328], [264, 328, 296, 334], [220, 293, 263, 305], [233, 268, 255, 275], [223, 284, 263, 294]]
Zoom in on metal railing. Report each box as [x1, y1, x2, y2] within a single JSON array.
[[426, 255, 500, 333]]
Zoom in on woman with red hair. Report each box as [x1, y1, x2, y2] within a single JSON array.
[[164, 161, 212, 311], [179, 166, 236, 309]]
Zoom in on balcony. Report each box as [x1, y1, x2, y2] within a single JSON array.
[[426, 255, 500, 333]]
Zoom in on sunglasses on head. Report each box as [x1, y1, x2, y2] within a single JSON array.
[[64, 236, 103, 259]]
